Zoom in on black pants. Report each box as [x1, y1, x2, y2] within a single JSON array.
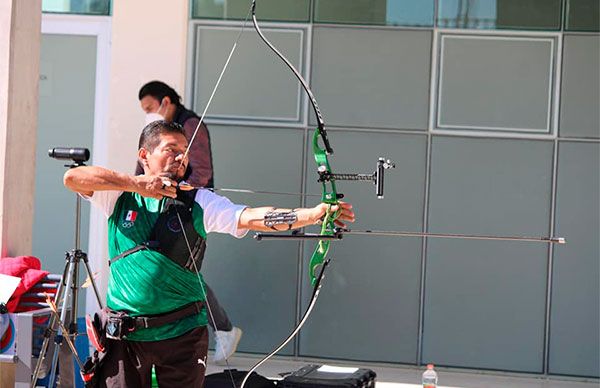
[[204, 282, 232, 332], [99, 326, 208, 388]]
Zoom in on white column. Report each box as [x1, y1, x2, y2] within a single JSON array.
[[0, 0, 42, 257], [107, 0, 190, 171], [0, 1, 41, 385]]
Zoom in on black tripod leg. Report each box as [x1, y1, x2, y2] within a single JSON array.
[[30, 289, 63, 385], [30, 252, 71, 387], [81, 251, 104, 309], [45, 252, 77, 387]]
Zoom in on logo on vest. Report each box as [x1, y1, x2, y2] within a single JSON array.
[[122, 210, 137, 229], [167, 216, 182, 233]]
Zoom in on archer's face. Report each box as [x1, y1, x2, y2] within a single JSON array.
[[142, 132, 189, 180]]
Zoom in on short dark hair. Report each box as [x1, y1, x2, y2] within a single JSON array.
[[138, 120, 186, 151], [138, 80, 181, 106]]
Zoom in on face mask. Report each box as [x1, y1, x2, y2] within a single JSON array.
[[144, 99, 165, 125]]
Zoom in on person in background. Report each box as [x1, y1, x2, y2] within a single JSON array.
[[137, 80, 239, 364]]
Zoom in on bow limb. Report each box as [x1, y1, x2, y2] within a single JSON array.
[[250, 0, 332, 155], [239, 258, 330, 388], [251, 0, 342, 286], [239, 2, 340, 386]]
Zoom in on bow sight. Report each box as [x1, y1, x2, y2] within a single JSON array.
[[317, 157, 396, 199]]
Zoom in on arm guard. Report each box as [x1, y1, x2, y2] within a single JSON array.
[[264, 209, 298, 230]]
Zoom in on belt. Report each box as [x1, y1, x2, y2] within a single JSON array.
[[130, 301, 204, 329]]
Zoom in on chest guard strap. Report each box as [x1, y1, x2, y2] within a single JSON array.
[[110, 189, 206, 271]]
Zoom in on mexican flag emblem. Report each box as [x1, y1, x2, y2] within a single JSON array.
[[125, 210, 137, 222]]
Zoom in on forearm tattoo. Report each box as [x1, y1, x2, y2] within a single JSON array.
[[264, 208, 298, 230]]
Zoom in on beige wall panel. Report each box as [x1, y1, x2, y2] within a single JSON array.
[[0, 0, 41, 257], [107, 0, 190, 173]]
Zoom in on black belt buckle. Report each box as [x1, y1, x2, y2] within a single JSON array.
[[105, 315, 136, 340]]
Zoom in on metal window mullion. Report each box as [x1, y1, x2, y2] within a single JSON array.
[[417, 131, 433, 366], [295, 19, 314, 357], [543, 29, 565, 371]]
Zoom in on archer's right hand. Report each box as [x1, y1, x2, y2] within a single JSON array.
[[134, 175, 178, 199]]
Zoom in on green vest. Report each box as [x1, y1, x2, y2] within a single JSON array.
[[106, 192, 208, 341]]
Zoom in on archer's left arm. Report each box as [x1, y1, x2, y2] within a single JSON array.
[[238, 202, 354, 232]]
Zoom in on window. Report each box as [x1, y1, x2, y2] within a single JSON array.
[[191, 0, 310, 22], [565, 0, 600, 31], [437, 0, 561, 30], [42, 0, 111, 15], [314, 0, 434, 26]]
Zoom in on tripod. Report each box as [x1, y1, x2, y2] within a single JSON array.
[[31, 160, 103, 387]]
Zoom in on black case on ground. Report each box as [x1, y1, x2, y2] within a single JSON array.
[[280, 364, 376, 388], [204, 369, 276, 388]]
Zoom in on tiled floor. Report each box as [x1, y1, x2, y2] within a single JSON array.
[[206, 353, 599, 388]]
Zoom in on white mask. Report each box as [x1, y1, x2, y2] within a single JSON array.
[[144, 100, 166, 125]]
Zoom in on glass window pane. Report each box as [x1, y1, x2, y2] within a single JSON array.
[[311, 27, 431, 129], [560, 35, 600, 138], [42, 0, 111, 15], [314, 0, 434, 26], [437, 0, 561, 30], [566, 0, 600, 31], [437, 35, 554, 132], [191, 0, 310, 22], [193, 26, 305, 122]]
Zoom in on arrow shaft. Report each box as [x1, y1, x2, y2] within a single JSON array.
[[345, 230, 565, 244], [254, 229, 565, 244], [212, 188, 319, 197]]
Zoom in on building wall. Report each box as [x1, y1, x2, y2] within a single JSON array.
[[107, 0, 190, 171], [0, 0, 41, 258], [188, 0, 599, 378]]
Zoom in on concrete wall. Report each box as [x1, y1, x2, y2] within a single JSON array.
[[106, 0, 191, 172], [0, 2, 41, 385], [0, 0, 41, 257]]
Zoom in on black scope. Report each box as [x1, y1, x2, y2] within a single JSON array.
[[48, 147, 90, 163]]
